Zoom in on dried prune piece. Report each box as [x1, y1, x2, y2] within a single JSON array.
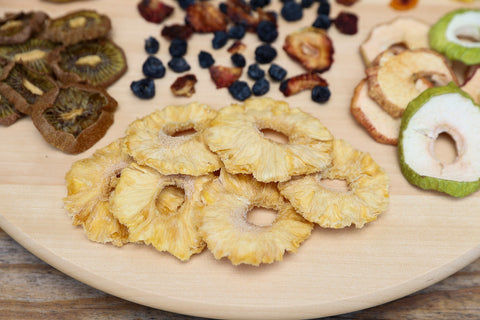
[[137, 0, 174, 24], [31, 83, 117, 154], [185, 2, 228, 33], [44, 10, 111, 46], [0, 11, 48, 45], [333, 11, 358, 35], [161, 24, 194, 40], [170, 73, 197, 97], [49, 39, 127, 88], [0, 62, 58, 115], [209, 65, 242, 88], [279, 72, 328, 97], [0, 38, 58, 74], [283, 27, 334, 73], [0, 89, 23, 126], [389, 0, 418, 10]]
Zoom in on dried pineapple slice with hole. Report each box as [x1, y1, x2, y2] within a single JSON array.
[[125, 102, 221, 176], [203, 97, 333, 182], [110, 162, 213, 261], [63, 138, 132, 246], [278, 139, 390, 229], [199, 169, 313, 266]]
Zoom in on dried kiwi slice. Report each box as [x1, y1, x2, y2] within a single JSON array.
[[50, 39, 127, 88], [0, 62, 58, 115], [44, 10, 111, 46], [31, 83, 117, 154], [0, 11, 48, 45], [0, 89, 23, 126]]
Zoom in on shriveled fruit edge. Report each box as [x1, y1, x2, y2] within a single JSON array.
[[461, 66, 480, 104]]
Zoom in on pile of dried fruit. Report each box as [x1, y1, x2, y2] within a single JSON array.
[[0, 9, 127, 154], [64, 97, 389, 266]]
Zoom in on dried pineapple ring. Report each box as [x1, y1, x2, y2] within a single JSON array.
[[278, 139, 389, 229], [110, 162, 213, 261], [125, 102, 222, 176], [203, 98, 334, 182], [63, 138, 132, 246], [199, 169, 313, 266]]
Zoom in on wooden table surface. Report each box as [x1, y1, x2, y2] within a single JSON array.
[[2, 226, 479, 319]]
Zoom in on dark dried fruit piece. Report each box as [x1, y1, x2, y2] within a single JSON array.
[[185, 2, 228, 33], [49, 39, 127, 88], [0, 89, 23, 126], [389, 0, 419, 10], [224, 0, 276, 32], [333, 11, 358, 35], [209, 65, 242, 88], [0, 38, 58, 74], [131, 78, 155, 99], [279, 72, 328, 97], [138, 0, 174, 24], [283, 27, 334, 73], [311, 85, 331, 103], [161, 24, 194, 40], [31, 83, 117, 154], [0, 11, 48, 45], [336, 0, 358, 6], [228, 80, 251, 101], [44, 10, 111, 46], [170, 74, 197, 97]]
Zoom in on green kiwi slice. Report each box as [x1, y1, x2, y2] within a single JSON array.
[[0, 90, 23, 126], [0, 11, 48, 45]]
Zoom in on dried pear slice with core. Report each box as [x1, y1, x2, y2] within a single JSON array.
[[0, 62, 58, 115], [0, 89, 23, 126], [50, 39, 127, 88], [199, 169, 313, 266], [279, 139, 390, 228], [0, 38, 58, 74], [125, 102, 221, 176], [398, 83, 480, 197], [31, 83, 117, 154], [429, 9, 480, 66], [64, 138, 133, 246], [0, 11, 48, 45], [45, 10, 111, 46], [461, 66, 480, 104], [203, 97, 333, 183], [366, 49, 457, 118], [350, 79, 401, 145], [360, 17, 430, 67], [110, 162, 212, 261]]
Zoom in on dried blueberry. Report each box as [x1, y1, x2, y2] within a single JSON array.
[[168, 57, 191, 73], [247, 63, 265, 80], [219, 2, 228, 14], [281, 1, 303, 22], [317, 0, 331, 15], [252, 78, 270, 96], [169, 38, 187, 57], [212, 31, 229, 49], [198, 51, 215, 68], [228, 24, 246, 39], [130, 78, 155, 99], [142, 56, 166, 78], [178, 0, 195, 9], [268, 63, 287, 81], [250, 0, 270, 9], [301, 0, 315, 7], [313, 14, 331, 29], [144, 36, 159, 54], [311, 85, 331, 103], [228, 81, 251, 101], [254, 44, 277, 64], [231, 53, 246, 67], [256, 20, 278, 43]]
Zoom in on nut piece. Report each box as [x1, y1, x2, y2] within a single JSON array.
[[209, 65, 242, 89], [170, 74, 197, 97], [279, 72, 328, 97], [185, 2, 228, 33]]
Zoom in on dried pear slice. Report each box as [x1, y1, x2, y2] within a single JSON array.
[[0, 62, 58, 115], [199, 169, 313, 266], [49, 39, 127, 88], [110, 163, 213, 261], [124, 102, 221, 176], [0, 38, 58, 74], [0, 89, 23, 126], [31, 83, 117, 154], [63, 138, 133, 246], [44, 10, 111, 46], [366, 49, 457, 118], [278, 139, 389, 229], [360, 17, 430, 67], [398, 83, 480, 197], [0, 11, 48, 45], [461, 66, 480, 104], [429, 9, 480, 65], [203, 97, 333, 183]]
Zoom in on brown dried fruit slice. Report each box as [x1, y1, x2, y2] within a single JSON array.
[[31, 83, 117, 154], [63, 138, 132, 246], [44, 10, 111, 46], [336, 0, 359, 6], [0, 38, 58, 74], [185, 2, 228, 33], [170, 74, 197, 97], [366, 49, 458, 118], [389, 0, 419, 10], [333, 11, 358, 35], [0, 89, 23, 126], [227, 41, 246, 54], [461, 66, 480, 104], [224, 0, 276, 32], [0, 11, 48, 45], [209, 65, 242, 89], [280, 72, 328, 97], [283, 27, 334, 73], [350, 79, 400, 145], [137, 0, 174, 24], [161, 24, 194, 41]]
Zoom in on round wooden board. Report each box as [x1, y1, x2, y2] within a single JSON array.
[[1, 0, 480, 319]]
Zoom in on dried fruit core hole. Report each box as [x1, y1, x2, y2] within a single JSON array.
[[171, 127, 197, 137], [247, 207, 277, 227], [433, 132, 458, 165], [455, 26, 480, 43], [156, 186, 186, 216], [259, 128, 289, 144], [301, 42, 318, 57], [319, 179, 350, 193]]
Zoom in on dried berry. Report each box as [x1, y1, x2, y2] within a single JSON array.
[[268, 63, 287, 81], [137, 0, 174, 24], [311, 85, 331, 103], [389, 0, 419, 10], [161, 24, 194, 40], [144, 36, 159, 54], [250, 0, 271, 10], [168, 57, 191, 73], [209, 65, 243, 88], [252, 77, 269, 96], [256, 20, 278, 43], [231, 53, 246, 67], [130, 78, 155, 99], [142, 56, 166, 78], [198, 50, 215, 68], [301, 0, 315, 7], [336, 0, 358, 6], [170, 73, 197, 97], [228, 80, 251, 101], [281, 1, 303, 22], [255, 43, 277, 64], [247, 63, 265, 80], [169, 38, 187, 57], [228, 24, 246, 39], [178, 0, 195, 9], [312, 14, 331, 29], [279, 72, 328, 96], [212, 31, 229, 49], [317, 0, 331, 15], [334, 11, 358, 35], [225, 0, 276, 32], [185, 2, 228, 33], [227, 41, 246, 54]]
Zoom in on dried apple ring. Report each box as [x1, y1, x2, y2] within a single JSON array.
[[124, 102, 221, 176], [203, 97, 333, 182], [110, 162, 213, 261], [278, 139, 390, 229], [199, 169, 313, 266], [63, 138, 133, 246]]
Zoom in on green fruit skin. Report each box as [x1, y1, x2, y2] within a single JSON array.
[[398, 82, 480, 198], [429, 9, 480, 66]]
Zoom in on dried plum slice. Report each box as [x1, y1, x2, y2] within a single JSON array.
[[31, 83, 117, 154], [0, 90, 23, 126], [0, 11, 48, 45], [44, 10, 111, 46], [0, 38, 58, 74], [0, 62, 58, 115], [50, 39, 127, 88]]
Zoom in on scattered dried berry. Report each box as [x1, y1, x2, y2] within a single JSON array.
[[336, 0, 358, 6], [228, 24, 246, 39], [252, 77, 270, 96], [317, 0, 331, 15], [333, 11, 358, 35], [389, 0, 419, 10], [255, 43, 277, 64], [142, 56, 166, 78], [279, 72, 328, 96], [137, 0, 174, 24], [219, 2, 228, 14], [161, 24, 194, 40], [169, 38, 187, 57], [231, 53, 246, 67], [178, 0, 195, 10], [198, 51, 215, 68], [130, 78, 155, 99], [311, 85, 331, 103], [144, 36, 159, 54], [227, 41, 246, 54], [312, 14, 331, 29], [170, 73, 197, 97], [185, 2, 228, 33], [256, 20, 278, 43], [228, 80, 251, 101], [301, 0, 315, 8], [268, 63, 287, 81], [225, 0, 276, 32], [209, 65, 243, 88], [281, 1, 303, 22], [212, 31, 229, 49], [250, 0, 271, 10], [168, 56, 191, 73], [247, 63, 265, 80]]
